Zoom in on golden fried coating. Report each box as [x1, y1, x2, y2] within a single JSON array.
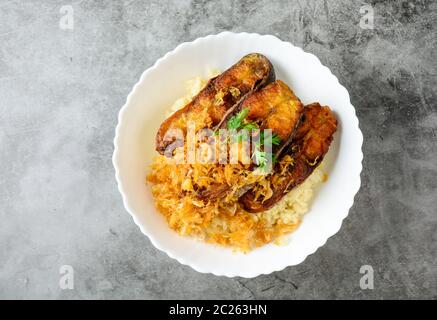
[[240, 103, 337, 212], [241, 80, 303, 143], [155, 53, 275, 154]]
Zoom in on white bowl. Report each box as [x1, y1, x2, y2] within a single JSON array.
[[113, 32, 363, 278]]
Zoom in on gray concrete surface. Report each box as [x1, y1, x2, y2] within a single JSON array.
[[0, 0, 436, 299]]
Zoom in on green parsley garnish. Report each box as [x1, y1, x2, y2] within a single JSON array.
[[271, 134, 281, 146], [226, 108, 281, 170], [227, 108, 250, 130], [252, 134, 280, 170], [252, 144, 267, 167]]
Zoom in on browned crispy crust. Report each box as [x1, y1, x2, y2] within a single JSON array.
[[240, 80, 303, 144], [155, 53, 275, 154], [196, 183, 232, 201], [239, 103, 337, 213]]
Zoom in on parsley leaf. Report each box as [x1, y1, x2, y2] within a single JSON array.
[[271, 133, 281, 146], [226, 109, 281, 170], [252, 132, 280, 170], [241, 122, 258, 130], [252, 144, 267, 168], [227, 108, 249, 130], [259, 131, 281, 146]]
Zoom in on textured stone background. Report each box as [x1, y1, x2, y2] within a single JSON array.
[[0, 0, 435, 299]]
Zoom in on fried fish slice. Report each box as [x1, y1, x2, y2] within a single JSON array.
[[196, 80, 304, 202], [242, 80, 303, 141], [239, 79, 303, 154], [239, 103, 337, 213], [155, 53, 275, 154]]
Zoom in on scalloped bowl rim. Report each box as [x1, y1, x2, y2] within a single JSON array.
[[113, 32, 363, 278]]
